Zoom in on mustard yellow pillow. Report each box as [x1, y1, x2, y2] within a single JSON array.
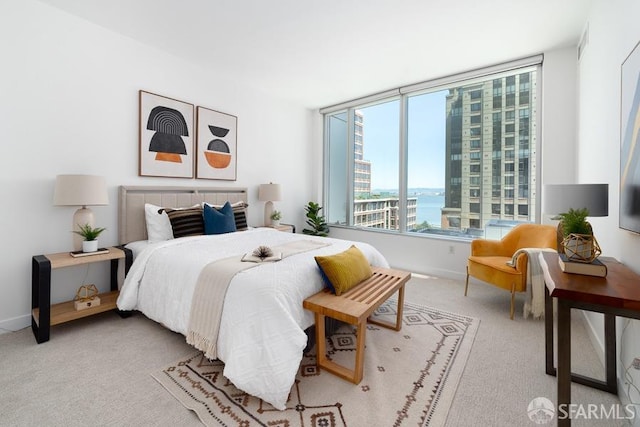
[[315, 245, 373, 296]]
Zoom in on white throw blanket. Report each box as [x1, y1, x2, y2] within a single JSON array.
[[506, 248, 557, 319], [187, 239, 330, 360]]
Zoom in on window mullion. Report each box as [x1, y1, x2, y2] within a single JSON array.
[[346, 108, 355, 226], [398, 95, 408, 232]]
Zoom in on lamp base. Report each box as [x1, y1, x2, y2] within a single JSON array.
[[72, 207, 94, 251], [264, 201, 274, 227]]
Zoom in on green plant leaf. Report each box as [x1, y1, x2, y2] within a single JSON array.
[[72, 223, 106, 241]]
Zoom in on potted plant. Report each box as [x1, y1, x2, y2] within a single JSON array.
[[270, 210, 282, 227], [302, 201, 329, 236], [556, 208, 600, 262], [73, 223, 106, 253]]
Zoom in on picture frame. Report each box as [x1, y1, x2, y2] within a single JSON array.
[[619, 40, 640, 234], [196, 106, 238, 180], [139, 90, 194, 178]]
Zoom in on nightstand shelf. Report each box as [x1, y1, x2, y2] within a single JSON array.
[[31, 246, 132, 343], [32, 290, 119, 327]]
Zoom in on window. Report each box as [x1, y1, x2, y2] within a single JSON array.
[[323, 57, 540, 239], [519, 73, 531, 105]]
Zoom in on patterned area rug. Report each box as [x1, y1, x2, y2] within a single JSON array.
[[152, 300, 479, 426]]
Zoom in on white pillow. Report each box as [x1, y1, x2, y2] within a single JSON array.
[[144, 203, 174, 243]]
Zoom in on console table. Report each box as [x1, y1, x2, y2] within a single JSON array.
[[540, 252, 640, 426], [31, 246, 133, 343]]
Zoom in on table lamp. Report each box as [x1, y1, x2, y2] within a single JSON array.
[[54, 174, 109, 250], [258, 183, 281, 226]]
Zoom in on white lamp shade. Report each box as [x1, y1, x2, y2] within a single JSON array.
[[543, 184, 609, 217], [258, 183, 282, 202], [54, 174, 108, 207]]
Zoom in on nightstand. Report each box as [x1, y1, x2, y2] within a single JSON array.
[[264, 224, 295, 233], [31, 246, 132, 343]]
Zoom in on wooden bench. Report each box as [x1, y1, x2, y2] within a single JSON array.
[[303, 266, 411, 384]]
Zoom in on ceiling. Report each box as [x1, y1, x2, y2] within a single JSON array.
[[38, 0, 591, 109]]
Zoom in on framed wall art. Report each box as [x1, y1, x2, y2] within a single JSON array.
[[139, 90, 194, 178], [196, 106, 237, 180], [620, 40, 640, 234]]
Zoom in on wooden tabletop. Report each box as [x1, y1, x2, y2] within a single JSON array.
[[541, 252, 640, 311], [42, 246, 125, 269]]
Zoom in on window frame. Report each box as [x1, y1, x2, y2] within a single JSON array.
[[321, 55, 543, 240]]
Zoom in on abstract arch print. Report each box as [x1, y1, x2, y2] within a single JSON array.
[[139, 90, 194, 178], [146, 106, 189, 163]]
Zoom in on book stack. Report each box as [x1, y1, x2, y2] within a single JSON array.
[[241, 252, 283, 263], [69, 248, 110, 258], [558, 253, 607, 277]]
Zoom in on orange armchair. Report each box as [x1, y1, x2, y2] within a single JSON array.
[[464, 223, 557, 319]]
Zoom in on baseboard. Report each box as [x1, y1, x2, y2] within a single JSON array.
[[408, 267, 467, 282], [0, 314, 31, 335]]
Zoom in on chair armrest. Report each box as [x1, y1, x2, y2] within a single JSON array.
[[512, 251, 529, 273]]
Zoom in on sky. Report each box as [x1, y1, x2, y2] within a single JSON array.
[[359, 89, 448, 190]]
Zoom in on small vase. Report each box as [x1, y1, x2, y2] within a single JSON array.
[[82, 240, 99, 253], [271, 220, 280, 227]]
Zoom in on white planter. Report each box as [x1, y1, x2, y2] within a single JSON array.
[[272, 220, 280, 227], [82, 240, 99, 253]]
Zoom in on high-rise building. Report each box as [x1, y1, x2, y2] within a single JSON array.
[[443, 72, 537, 232], [354, 111, 371, 198], [352, 110, 417, 230]]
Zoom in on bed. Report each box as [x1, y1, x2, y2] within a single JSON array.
[[115, 186, 390, 410]]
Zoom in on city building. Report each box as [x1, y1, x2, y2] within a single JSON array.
[[444, 72, 537, 232]]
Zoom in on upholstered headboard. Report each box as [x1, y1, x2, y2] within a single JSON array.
[[118, 186, 248, 244]]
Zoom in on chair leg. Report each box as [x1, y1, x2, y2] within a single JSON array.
[[464, 268, 470, 296], [510, 282, 516, 320]]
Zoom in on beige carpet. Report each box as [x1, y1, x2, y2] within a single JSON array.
[[152, 300, 479, 426], [0, 275, 625, 426]]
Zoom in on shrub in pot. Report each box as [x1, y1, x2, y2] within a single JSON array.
[[73, 223, 106, 252]]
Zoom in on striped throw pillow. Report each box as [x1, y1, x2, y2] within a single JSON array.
[[165, 207, 204, 238]]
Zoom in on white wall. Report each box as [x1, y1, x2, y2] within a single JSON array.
[[325, 47, 580, 280], [575, 0, 640, 414], [0, 0, 314, 331]]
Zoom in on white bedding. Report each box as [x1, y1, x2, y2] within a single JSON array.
[[116, 228, 389, 410]]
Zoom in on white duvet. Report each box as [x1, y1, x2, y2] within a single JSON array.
[[117, 228, 389, 410]]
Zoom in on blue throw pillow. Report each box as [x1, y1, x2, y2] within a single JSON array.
[[203, 202, 237, 235]]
